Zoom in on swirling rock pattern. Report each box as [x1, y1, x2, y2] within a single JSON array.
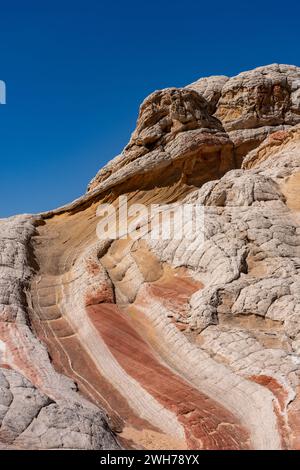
[[1, 65, 300, 450]]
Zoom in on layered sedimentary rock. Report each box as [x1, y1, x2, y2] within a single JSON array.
[[88, 87, 234, 194], [0, 216, 119, 449], [188, 64, 300, 165], [1, 64, 300, 450]]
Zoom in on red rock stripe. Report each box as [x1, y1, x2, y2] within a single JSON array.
[[87, 303, 249, 450]]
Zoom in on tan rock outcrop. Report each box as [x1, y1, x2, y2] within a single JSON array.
[[1, 64, 300, 450], [88, 87, 234, 193], [187, 64, 300, 165]]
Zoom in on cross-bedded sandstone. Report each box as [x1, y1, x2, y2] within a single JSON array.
[[1, 65, 300, 450]]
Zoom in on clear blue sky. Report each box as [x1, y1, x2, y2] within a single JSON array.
[[0, 0, 299, 217]]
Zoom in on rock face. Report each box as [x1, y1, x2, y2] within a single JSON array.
[[1, 64, 300, 450], [0, 216, 119, 450], [188, 64, 300, 165], [88, 87, 234, 194]]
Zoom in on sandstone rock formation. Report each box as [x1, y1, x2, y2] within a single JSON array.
[[1, 64, 300, 450], [188, 64, 300, 165]]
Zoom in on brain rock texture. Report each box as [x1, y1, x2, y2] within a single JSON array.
[[1, 64, 300, 450]]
